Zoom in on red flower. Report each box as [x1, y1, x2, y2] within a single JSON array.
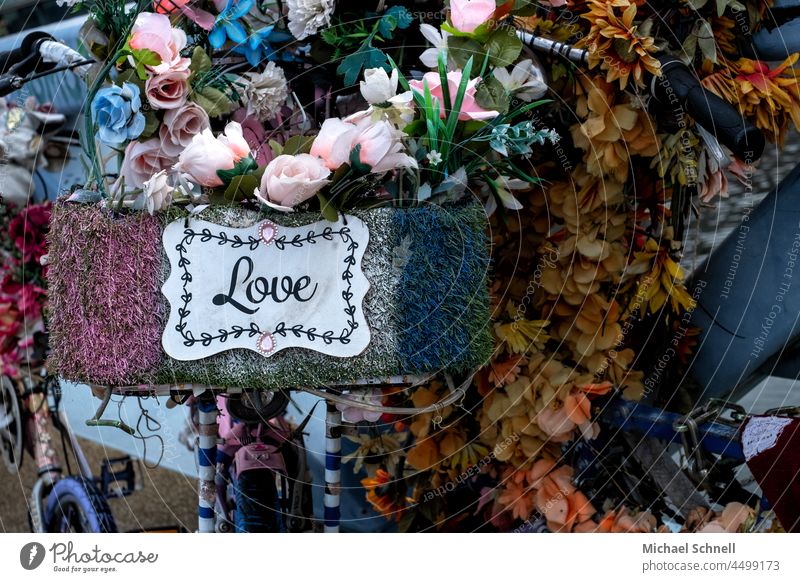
[[7, 203, 51, 264]]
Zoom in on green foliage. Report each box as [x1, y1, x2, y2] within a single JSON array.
[[216, 156, 259, 186], [330, 6, 414, 85], [485, 28, 523, 68], [476, 76, 511, 114]]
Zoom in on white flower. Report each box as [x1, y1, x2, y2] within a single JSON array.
[[240, 62, 289, 122], [493, 58, 548, 101], [286, 0, 335, 40], [360, 68, 399, 105], [56, 0, 78, 6], [419, 24, 450, 69], [348, 68, 415, 129], [141, 170, 173, 215], [426, 150, 442, 166]]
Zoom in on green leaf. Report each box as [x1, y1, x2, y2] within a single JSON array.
[[316, 191, 339, 222], [337, 42, 389, 86], [485, 28, 523, 68], [139, 110, 160, 140], [268, 139, 283, 157], [282, 135, 315, 155], [193, 86, 236, 118], [216, 156, 258, 185], [512, 0, 538, 16], [378, 6, 413, 39], [475, 76, 510, 114], [550, 62, 567, 82], [190, 46, 213, 76], [448, 36, 485, 70], [348, 144, 372, 173], [223, 174, 260, 202]]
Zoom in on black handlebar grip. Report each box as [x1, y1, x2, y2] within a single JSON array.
[[0, 31, 55, 76], [652, 56, 765, 162]]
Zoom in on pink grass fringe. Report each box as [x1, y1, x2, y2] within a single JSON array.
[[47, 204, 163, 385]]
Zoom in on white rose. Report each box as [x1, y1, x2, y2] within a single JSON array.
[[141, 170, 173, 214], [360, 68, 399, 105]]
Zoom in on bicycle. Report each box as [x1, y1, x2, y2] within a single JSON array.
[[510, 23, 800, 532]]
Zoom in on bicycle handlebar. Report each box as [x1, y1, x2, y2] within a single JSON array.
[[0, 32, 92, 97], [652, 56, 765, 162], [518, 31, 766, 162]]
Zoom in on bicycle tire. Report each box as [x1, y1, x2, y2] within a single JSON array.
[[44, 476, 117, 533], [234, 470, 279, 532], [0, 375, 23, 474]]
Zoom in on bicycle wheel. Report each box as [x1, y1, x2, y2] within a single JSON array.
[[0, 375, 22, 474], [234, 470, 279, 532], [44, 476, 117, 533]]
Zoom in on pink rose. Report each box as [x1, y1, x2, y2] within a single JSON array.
[[310, 118, 359, 170], [450, 0, 497, 34], [129, 12, 190, 74], [232, 108, 272, 166], [217, 121, 251, 161], [145, 69, 190, 110], [409, 70, 499, 121], [176, 123, 250, 187], [159, 102, 210, 157], [119, 139, 176, 190], [256, 154, 331, 211], [352, 119, 417, 173]]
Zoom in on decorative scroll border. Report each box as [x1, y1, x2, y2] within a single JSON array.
[[172, 220, 360, 355]]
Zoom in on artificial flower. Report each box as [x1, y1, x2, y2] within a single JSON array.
[[352, 118, 418, 173], [409, 70, 499, 121], [581, 0, 661, 90], [7, 203, 51, 264], [154, 0, 217, 30], [239, 62, 289, 122], [176, 127, 238, 187], [145, 68, 190, 110], [255, 154, 331, 210], [419, 23, 450, 69], [141, 170, 173, 214], [286, 0, 335, 40], [90, 83, 146, 146], [449, 0, 497, 34], [570, 78, 658, 182], [310, 118, 359, 170], [493, 59, 548, 101], [217, 121, 251, 160], [129, 11, 190, 74], [159, 102, 210, 157], [209, 0, 253, 49], [119, 139, 176, 190], [336, 389, 384, 423], [343, 432, 404, 474], [360, 68, 400, 105]]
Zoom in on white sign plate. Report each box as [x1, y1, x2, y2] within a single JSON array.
[[161, 216, 371, 361]]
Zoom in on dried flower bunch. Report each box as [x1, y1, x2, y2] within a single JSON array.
[[45, 0, 794, 532]]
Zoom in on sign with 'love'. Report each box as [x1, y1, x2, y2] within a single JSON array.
[[161, 216, 371, 361]]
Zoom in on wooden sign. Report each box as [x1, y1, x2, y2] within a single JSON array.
[[161, 216, 371, 361]]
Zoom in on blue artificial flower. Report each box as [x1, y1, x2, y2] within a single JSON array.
[[209, 0, 255, 50], [235, 26, 275, 67], [90, 83, 146, 147]]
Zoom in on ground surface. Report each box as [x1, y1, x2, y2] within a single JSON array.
[[0, 437, 196, 533]]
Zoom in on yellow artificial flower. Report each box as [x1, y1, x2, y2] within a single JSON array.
[[581, 0, 661, 90]]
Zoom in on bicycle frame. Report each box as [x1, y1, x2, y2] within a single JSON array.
[[11, 369, 94, 531]]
